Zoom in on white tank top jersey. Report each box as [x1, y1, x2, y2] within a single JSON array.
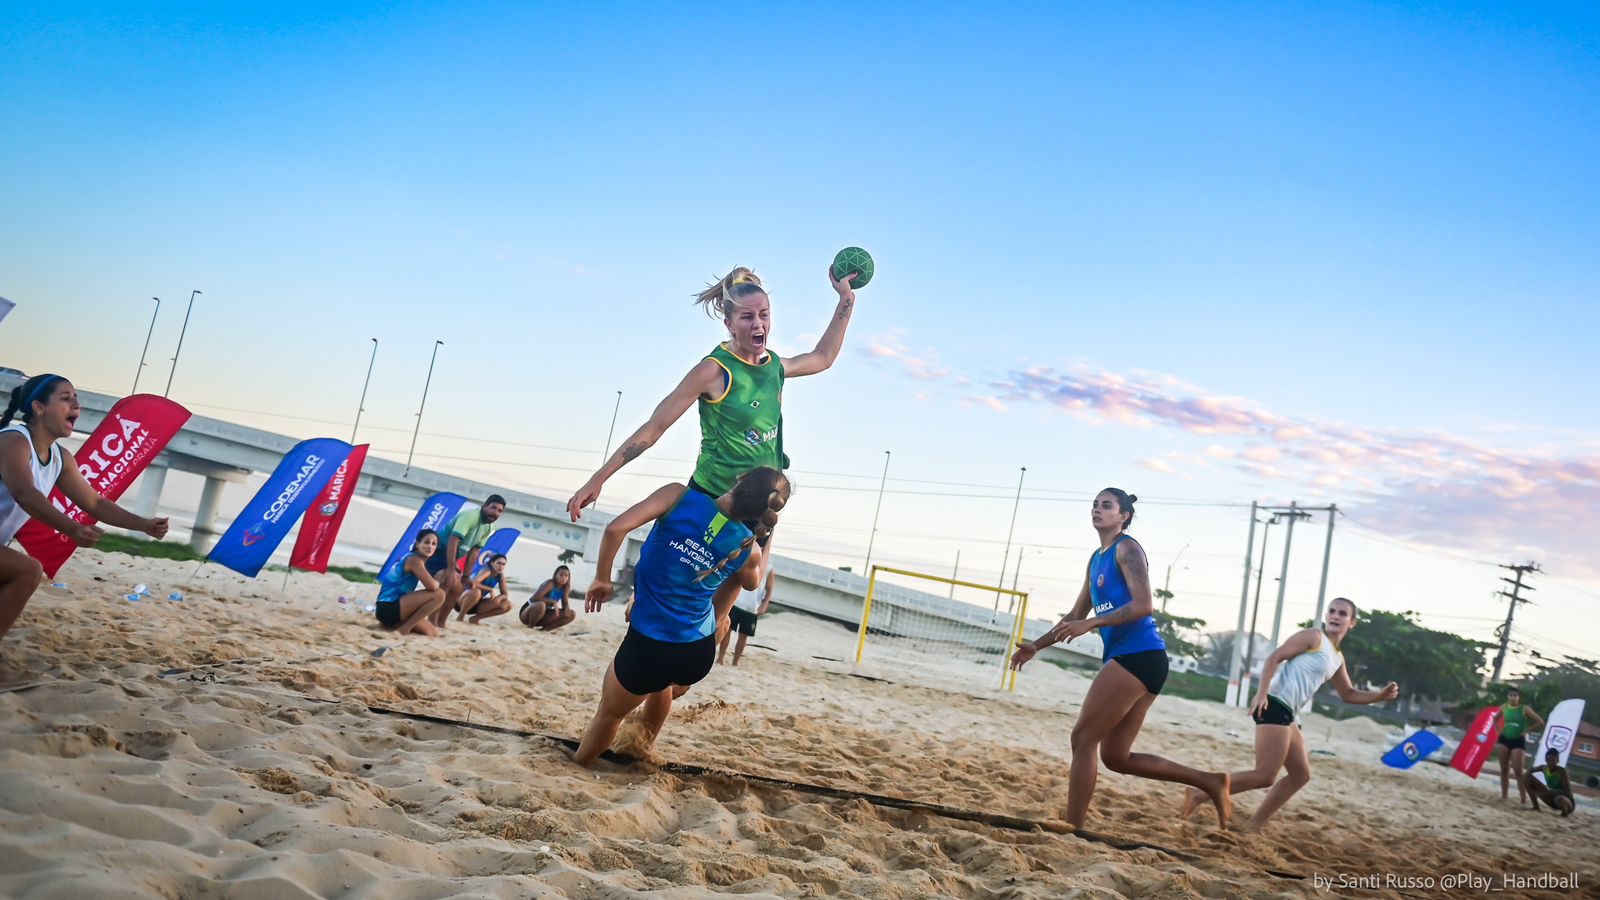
[[0, 422, 65, 545], [733, 584, 766, 614], [1267, 630, 1345, 714]]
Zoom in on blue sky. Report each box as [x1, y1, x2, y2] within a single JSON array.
[[3, 2, 1597, 674]]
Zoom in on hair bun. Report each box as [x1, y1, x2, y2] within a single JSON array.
[[1126, 494, 1139, 504]]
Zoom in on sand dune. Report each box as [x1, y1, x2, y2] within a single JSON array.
[[1, 550, 1595, 898]]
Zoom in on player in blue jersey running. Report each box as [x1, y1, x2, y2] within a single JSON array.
[[1010, 488, 1232, 830], [573, 466, 790, 766]]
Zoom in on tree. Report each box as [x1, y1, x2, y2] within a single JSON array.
[[1153, 609, 1207, 662], [1201, 629, 1272, 676], [1342, 609, 1491, 713], [1517, 656, 1600, 713], [557, 548, 580, 564]]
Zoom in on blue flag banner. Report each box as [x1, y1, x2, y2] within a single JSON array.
[[1382, 730, 1445, 769], [378, 492, 468, 580], [469, 528, 521, 577], [207, 438, 355, 577]]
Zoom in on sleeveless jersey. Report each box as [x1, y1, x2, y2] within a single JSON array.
[[631, 488, 754, 643], [1267, 630, 1345, 715], [1501, 704, 1527, 740], [0, 422, 64, 546], [377, 553, 423, 603], [691, 343, 788, 496], [1089, 534, 1165, 661]]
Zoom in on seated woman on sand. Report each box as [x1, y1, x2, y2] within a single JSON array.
[[573, 466, 788, 766], [456, 553, 512, 624], [519, 564, 577, 632], [374, 530, 448, 636]]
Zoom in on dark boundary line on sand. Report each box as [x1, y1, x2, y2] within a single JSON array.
[[190, 673, 1305, 883], [351, 702, 1307, 883], [17, 666, 1312, 885]]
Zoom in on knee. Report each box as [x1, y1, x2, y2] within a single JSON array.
[[1100, 749, 1133, 774], [1070, 726, 1096, 756], [13, 557, 44, 590], [1283, 768, 1312, 789]]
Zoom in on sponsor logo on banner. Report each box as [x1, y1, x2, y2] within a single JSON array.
[[207, 438, 354, 578], [17, 394, 191, 578], [1547, 726, 1573, 751], [376, 492, 469, 586], [288, 444, 368, 574]]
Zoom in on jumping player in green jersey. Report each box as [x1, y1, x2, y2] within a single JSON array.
[[566, 263, 859, 521]]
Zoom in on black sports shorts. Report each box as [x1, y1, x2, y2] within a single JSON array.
[[1110, 648, 1169, 695], [612, 627, 716, 695]]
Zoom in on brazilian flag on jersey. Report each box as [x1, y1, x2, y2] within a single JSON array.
[[692, 343, 789, 496]]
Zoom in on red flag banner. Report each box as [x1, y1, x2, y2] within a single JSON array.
[[288, 443, 368, 573], [17, 394, 191, 578]]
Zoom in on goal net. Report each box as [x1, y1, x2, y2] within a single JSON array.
[[853, 565, 1031, 691]]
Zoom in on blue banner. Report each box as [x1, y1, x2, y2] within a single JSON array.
[[207, 438, 355, 577], [378, 492, 468, 581], [469, 528, 521, 577], [1382, 730, 1444, 769]]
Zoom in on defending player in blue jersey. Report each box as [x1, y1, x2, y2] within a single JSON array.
[[1010, 488, 1232, 830], [573, 466, 790, 766]]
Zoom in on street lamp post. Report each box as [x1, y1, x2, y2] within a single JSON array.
[[405, 340, 444, 475], [351, 338, 378, 442], [993, 466, 1026, 611], [601, 390, 623, 462], [163, 289, 202, 397], [133, 296, 160, 393], [1161, 541, 1191, 611], [862, 450, 891, 576]]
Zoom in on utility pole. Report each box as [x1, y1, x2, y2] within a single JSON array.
[[1241, 514, 1278, 699], [949, 549, 960, 599], [1267, 502, 1312, 650], [1491, 563, 1538, 683]]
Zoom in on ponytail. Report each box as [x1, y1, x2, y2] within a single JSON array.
[[695, 467, 790, 582], [692, 267, 766, 321], [4, 374, 66, 426]]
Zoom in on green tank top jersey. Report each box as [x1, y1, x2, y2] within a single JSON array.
[[1501, 704, 1526, 739], [691, 343, 789, 496], [1545, 767, 1566, 792]]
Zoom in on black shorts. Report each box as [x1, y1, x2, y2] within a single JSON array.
[[1251, 695, 1298, 727], [1498, 733, 1527, 752], [687, 477, 774, 547], [1110, 649, 1169, 695], [425, 553, 453, 577], [612, 627, 716, 696], [375, 599, 402, 627], [728, 606, 758, 637]]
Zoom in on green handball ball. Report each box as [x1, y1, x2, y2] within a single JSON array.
[[831, 247, 874, 288]]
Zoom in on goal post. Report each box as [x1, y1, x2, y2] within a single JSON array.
[[853, 564, 1031, 691]]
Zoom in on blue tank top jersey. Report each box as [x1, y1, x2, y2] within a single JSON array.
[[1089, 535, 1165, 661], [630, 489, 754, 643], [377, 553, 423, 603]]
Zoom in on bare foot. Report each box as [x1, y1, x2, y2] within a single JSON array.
[[416, 619, 440, 637], [1180, 786, 1207, 820], [1204, 772, 1232, 829]]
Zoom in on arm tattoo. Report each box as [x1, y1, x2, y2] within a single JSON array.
[[619, 441, 647, 463], [837, 298, 853, 321]]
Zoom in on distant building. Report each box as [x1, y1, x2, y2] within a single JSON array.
[[1573, 721, 1600, 762]]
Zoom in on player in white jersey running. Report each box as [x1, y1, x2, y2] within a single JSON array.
[[1182, 597, 1398, 831]]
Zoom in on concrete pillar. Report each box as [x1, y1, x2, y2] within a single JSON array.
[[135, 464, 168, 519], [190, 475, 228, 551]]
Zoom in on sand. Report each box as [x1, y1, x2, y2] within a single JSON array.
[[1, 550, 1596, 899]]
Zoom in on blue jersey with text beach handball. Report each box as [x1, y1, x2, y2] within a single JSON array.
[[630, 489, 753, 643], [1090, 534, 1165, 661]]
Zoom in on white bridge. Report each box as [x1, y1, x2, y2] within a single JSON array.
[[6, 374, 1086, 664]]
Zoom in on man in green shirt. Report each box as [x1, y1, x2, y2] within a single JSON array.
[[427, 494, 505, 629], [1526, 749, 1576, 816]]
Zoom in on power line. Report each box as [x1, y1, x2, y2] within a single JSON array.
[[1334, 510, 1497, 567]]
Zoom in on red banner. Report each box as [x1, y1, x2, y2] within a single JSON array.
[[1450, 705, 1503, 779], [17, 394, 191, 578], [288, 443, 367, 573]]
